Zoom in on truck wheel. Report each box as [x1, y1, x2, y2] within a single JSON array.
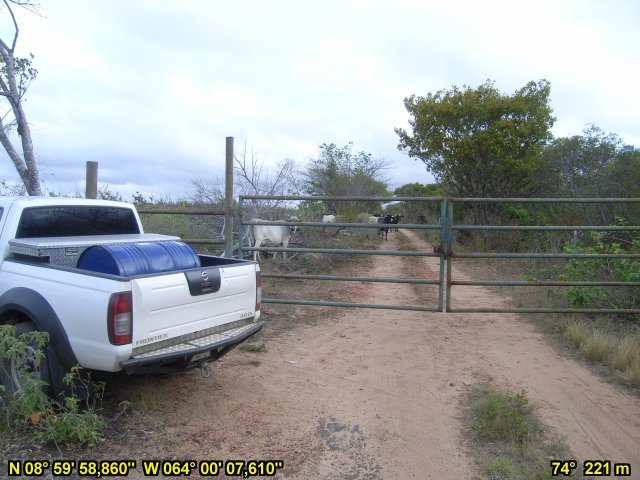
[[0, 321, 52, 398]]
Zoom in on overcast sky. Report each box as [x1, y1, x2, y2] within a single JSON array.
[[1, 0, 639, 200]]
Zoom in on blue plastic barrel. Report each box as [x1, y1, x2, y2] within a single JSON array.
[[77, 241, 201, 276]]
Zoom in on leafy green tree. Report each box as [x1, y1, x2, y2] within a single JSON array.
[[542, 125, 640, 226], [0, 0, 42, 195], [393, 182, 442, 223], [543, 125, 621, 198], [393, 182, 442, 198], [601, 147, 640, 199], [395, 79, 554, 224], [302, 142, 390, 217]]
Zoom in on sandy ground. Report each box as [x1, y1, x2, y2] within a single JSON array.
[[110, 229, 640, 479]]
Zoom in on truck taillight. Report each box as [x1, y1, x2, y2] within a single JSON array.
[[108, 292, 132, 345], [255, 270, 262, 312]]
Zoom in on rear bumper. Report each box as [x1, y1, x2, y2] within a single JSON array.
[[120, 320, 264, 374]]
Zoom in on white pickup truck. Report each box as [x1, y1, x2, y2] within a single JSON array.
[[0, 196, 263, 397]]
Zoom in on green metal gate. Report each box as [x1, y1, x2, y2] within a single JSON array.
[[442, 198, 640, 314], [239, 196, 640, 314]]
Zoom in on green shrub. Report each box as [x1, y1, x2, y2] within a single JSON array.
[[0, 327, 106, 445], [560, 231, 640, 311]]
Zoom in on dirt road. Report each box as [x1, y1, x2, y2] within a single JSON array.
[[116, 229, 640, 479]]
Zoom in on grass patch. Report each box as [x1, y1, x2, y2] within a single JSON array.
[[239, 341, 266, 353], [611, 336, 640, 371], [560, 319, 640, 387], [471, 386, 541, 444], [581, 331, 616, 363], [564, 320, 590, 349], [483, 456, 519, 479], [466, 384, 580, 480], [626, 358, 640, 385], [129, 382, 170, 413]]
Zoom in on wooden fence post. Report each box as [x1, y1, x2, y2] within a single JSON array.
[[224, 137, 234, 257], [86, 161, 98, 199]]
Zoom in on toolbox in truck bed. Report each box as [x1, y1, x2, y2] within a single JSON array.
[[9, 233, 180, 267]]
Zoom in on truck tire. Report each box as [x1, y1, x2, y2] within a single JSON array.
[[0, 320, 53, 398]]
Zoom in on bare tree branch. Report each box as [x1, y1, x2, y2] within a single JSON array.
[[0, 0, 42, 194], [190, 139, 297, 238]]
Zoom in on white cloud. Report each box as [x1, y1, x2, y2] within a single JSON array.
[[0, 0, 637, 199]]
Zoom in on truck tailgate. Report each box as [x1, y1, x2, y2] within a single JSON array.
[[130, 263, 258, 351]]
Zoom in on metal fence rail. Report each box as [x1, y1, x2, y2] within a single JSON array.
[[238, 195, 640, 314], [137, 207, 226, 247], [443, 197, 640, 314], [240, 195, 446, 312]]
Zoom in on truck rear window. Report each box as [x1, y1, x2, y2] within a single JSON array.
[[16, 206, 140, 238]]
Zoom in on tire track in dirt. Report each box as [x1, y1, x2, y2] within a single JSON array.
[[402, 228, 640, 476], [116, 229, 639, 479]]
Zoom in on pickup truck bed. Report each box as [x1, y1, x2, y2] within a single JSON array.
[[0, 197, 263, 397]]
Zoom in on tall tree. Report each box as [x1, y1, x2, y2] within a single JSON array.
[[393, 182, 442, 223], [542, 125, 640, 225], [544, 125, 625, 198], [395, 79, 554, 224], [302, 142, 390, 216], [0, 0, 41, 195]]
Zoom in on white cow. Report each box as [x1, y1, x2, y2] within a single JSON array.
[[321, 214, 336, 233], [251, 219, 293, 262]]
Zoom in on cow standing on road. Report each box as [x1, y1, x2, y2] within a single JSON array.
[[390, 214, 403, 232], [378, 214, 393, 240]]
